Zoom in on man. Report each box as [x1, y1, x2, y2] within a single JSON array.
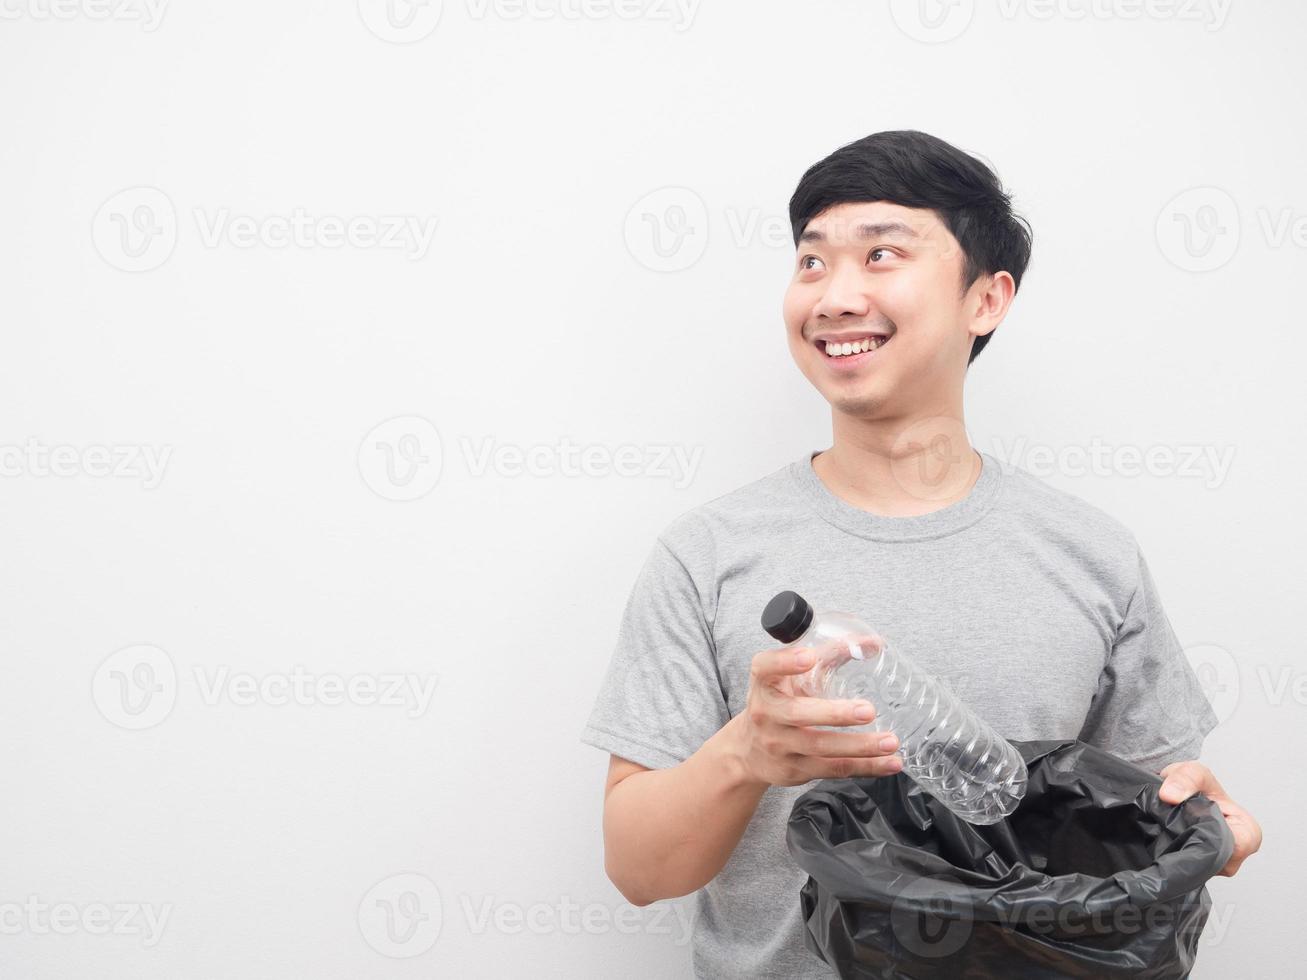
[[581, 131, 1261, 979]]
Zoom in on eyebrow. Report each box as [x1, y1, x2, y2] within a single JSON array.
[[798, 221, 920, 245]]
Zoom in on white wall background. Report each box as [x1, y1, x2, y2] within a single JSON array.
[[0, 1, 1301, 976]]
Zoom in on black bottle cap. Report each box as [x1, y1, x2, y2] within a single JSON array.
[[761, 591, 813, 644]]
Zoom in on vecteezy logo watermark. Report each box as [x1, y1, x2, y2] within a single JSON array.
[[0, 439, 173, 489], [1158, 187, 1307, 271], [359, 418, 704, 500], [888, 873, 975, 958], [1155, 186, 1241, 272], [889, 0, 976, 44], [0, 897, 173, 947], [988, 436, 1236, 489], [92, 645, 178, 730], [356, 877, 694, 958], [358, 873, 443, 958], [1150, 640, 1240, 742], [92, 187, 178, 273], [623, 187, 709, 272], [0, 0, 170, 31], [625, 193, 928, 271], [887, 872, 1233, 960], [1165, 641, 1307, 730], [357, 0, 444, 42], [93, 647, 441, 730], [358, 416, 444, 502], [887, 416, 976, 505], [93, 186, 439, 271], [1183, 642, 1240, 725]]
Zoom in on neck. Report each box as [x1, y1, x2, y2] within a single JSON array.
[[812, 408, 981, 518]]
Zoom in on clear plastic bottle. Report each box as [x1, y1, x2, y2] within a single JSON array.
[[761, 590, 1026, 825]]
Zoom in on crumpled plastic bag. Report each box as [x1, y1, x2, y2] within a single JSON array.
[[787, 739, 1234, 979]]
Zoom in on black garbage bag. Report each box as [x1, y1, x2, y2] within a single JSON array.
[[787, 740, 1234, 979]]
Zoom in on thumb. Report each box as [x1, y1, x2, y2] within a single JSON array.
[[1158, 761, 1212, 805]]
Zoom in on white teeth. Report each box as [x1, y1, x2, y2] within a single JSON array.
[[823, 336, 886, 357]]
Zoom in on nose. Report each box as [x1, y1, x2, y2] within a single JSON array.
[[811, 262, 871, 321]]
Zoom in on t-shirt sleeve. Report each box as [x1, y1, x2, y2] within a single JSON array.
[[580, 533, 730, 771], [1077, 542, 1219, 773]]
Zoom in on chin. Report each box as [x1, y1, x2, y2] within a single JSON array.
[[827, 390, 888, 418]]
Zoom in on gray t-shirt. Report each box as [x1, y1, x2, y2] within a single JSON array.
[[580, 449, 1217, 980]]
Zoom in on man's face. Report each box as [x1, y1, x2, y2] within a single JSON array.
[[783, 201, 986, 420]]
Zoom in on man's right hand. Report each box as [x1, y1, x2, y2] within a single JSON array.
[[729, 644, 903, 788], [602, 640, 903, 906]]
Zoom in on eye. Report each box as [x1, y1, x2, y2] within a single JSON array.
[[799, 254, 825, 273], [868, 247, 894, 264]]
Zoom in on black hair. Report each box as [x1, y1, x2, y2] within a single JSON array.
[[788, 130, 1032, 365]]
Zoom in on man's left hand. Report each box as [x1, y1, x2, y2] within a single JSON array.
[[1159, 761, 1262, 877]]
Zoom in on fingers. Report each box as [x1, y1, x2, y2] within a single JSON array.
[[750, 646, 817, 683], [799, 728, 899, 760], [1159, 761, 1217, 805], [776, 696, 877, 729], [746, 645, 906, 785], [803, 753, 904, 781], [1216, 804, 1262, 876], [1157, 763, 1262, 879], [750, 637, 876, 686], [1157, 779, 1193, 805]]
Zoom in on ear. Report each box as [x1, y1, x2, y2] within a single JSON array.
[[969, 270, 1016, 340]]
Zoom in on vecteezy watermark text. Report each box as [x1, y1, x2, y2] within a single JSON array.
[[0, 0, 169, 30], [995, 0, 1232, 30], [1155, 187, 1307, 272], [192, 208, 438, 260], [988, 436, 1235, 489], [888, 0, 1231, 45], [356, 0, 701, 43], [460, 437, 702, 489], [193, 665, 439, 718], [357, 872, 694, 959], [464, 0, 700, 30], [93, 645, 441, 730], [357, 416, 704, 501], [888, 873, 1237, 957], [92, 187, 439, 272], [461, 893, 693, 944], [0, 897, 172, 947], [0, 439, 172, 489]]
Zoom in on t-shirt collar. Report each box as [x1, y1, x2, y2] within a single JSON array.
[[789, 447, 1004, 542]]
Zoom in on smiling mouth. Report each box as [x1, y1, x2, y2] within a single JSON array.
[[813, 334, 892, 360]]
